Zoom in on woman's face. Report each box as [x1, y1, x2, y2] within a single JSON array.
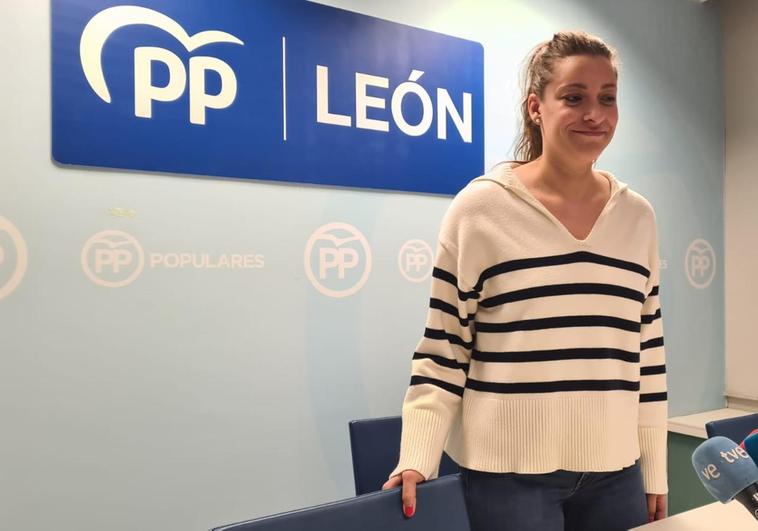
[[530, 55, 618, 164]]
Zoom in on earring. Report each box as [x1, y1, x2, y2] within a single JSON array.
[[534, 117, 541, 125]]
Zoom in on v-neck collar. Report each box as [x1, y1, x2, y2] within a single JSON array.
[[473, 161, 629, 245]]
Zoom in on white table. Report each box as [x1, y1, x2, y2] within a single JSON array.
[[631, 500, 757, 529]]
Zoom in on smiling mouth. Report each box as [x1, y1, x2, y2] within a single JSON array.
[[574, 131, 606, 136]]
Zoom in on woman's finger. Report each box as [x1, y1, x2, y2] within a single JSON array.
[[646, 494, 656, 522], [655, 495, 667, 520], [381, 475, 402, 491], [401, 473, 418, 518]]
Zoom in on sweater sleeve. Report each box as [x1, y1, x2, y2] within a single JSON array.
[[638, 219, 669, 495], [388, 238, 478, 481]]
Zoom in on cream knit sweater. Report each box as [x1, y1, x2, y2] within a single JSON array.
[[389, 161, 668, 495]]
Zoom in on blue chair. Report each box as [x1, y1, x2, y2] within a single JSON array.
[[210, 474, 471, 531], [348, 415, 459, 495], [705, 412, 758, 443]]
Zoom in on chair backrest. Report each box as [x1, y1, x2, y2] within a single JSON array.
[[705, 412, 758, 443], [348, 415, 459, 495], [211, 474, 471, 531]]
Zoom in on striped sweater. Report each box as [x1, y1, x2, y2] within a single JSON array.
[[389, 161, 668, 494]]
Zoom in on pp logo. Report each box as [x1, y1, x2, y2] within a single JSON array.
[[398, 239, 433, 282], [81, 230, 145, 288], [304, 223, 372, 298], [685, 239, 716, 289], [0, 217, 29, 300], [80, 6, 243, 125]]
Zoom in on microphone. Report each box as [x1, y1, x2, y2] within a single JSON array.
[[742, 429, 758, 450], [691, 436, 758, 521], [745, 432, 758, 464]]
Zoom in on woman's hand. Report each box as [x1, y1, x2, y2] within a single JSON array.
[[646, 493, 667, 522], [382, 469, 426, 518]]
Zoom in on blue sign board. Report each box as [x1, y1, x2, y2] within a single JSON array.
[[52, 0, 484, 194]]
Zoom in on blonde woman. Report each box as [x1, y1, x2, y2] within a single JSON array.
[[383, 31, 668, 530]]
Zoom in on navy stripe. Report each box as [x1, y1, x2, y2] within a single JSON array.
[[466, 378, 640, 394], [424, 328, 474, 350], [475, 251, 650, 292], [641, 337, 664, 350], [413, 352, 469, 373], [648, 285, 659, 297], [480, 283, 645, 308], [433, 266, 458, 287], [429, 298, 474, 326], [640, 364, 666, 376], [641, 308, 661, 325], [433, 267, 479, 301], [476, 315, 641, 334], [640, 392, 667, 403], [410, 375, 465, 397], [472, 347, 639, 364]]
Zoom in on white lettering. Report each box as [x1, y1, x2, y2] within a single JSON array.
[[691, 255, 711, 276], [319, 248, 358, 279], [133, 46, 186, 119], [189, 56, 238, 125], [391, 70, 433, 137], [437, 88, 472, 143], [405, 253, 428, 272], [315, 66, 474, 141], [164, 253, 179, 268], [147, 252, 264, 269], [701, 463, 720, 480], [355, 72, 389, 132], [95, 248, 132, 273], [316, 65, 351, 127]]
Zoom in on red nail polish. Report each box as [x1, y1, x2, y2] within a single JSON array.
[[404, 505, 414, 517]]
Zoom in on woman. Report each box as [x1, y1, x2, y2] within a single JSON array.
[[382, 31, 668, 530]]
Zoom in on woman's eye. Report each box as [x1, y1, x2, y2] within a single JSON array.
[[563, 95, 616, 105]]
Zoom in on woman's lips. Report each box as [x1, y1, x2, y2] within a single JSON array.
[[574, 130, 606, 136]]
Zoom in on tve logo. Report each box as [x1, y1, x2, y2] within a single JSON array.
[[80, 6, 243, 125], [52, 0, 483, 194]]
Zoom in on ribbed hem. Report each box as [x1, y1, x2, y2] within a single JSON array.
[[388, 408, 450, 481], [444, 391, 641, 474], [639, 426, 668, 494]]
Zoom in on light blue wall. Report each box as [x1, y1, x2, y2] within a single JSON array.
[[0, 1, 723, 530]]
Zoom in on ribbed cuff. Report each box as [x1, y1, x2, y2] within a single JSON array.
[[388, 408, 450, 481], [639, 426, 668, 494]]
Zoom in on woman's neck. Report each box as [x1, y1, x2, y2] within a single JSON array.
[[524, 154, 604, 201]]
